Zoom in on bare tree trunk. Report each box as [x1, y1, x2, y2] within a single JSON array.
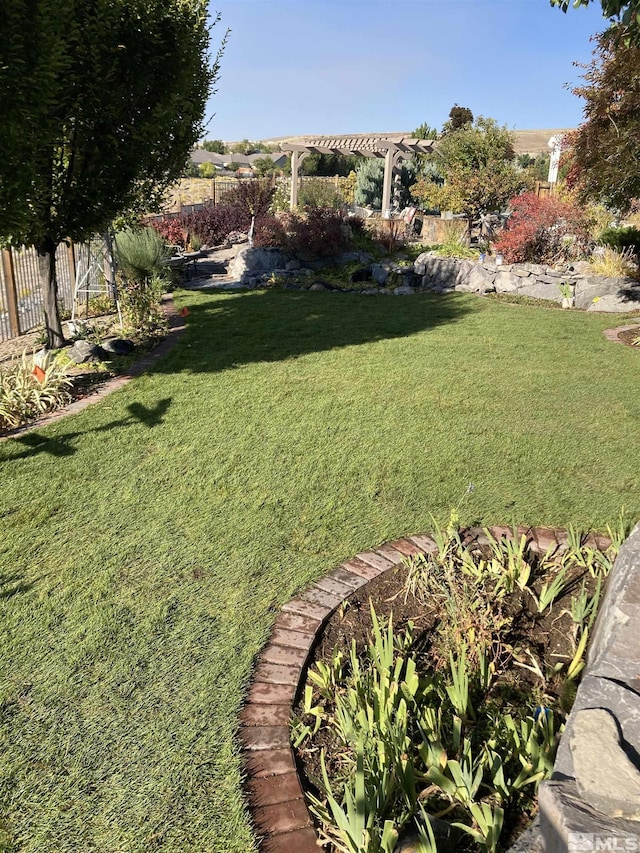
[[35, 236, 66, 349]]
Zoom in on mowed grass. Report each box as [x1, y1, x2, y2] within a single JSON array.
[[1, 290, 639, 852]]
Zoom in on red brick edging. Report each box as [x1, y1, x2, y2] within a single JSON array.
[[602, 323, 640, 347], [240, 525, 611, 852], [0, 294, 185, 442]]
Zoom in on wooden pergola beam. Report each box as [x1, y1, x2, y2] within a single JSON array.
[[281, 134, 435, 210]]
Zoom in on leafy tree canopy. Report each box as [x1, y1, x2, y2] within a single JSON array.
[[0, 0, 222, 346], [202, 139, 226, 154], [442, 105, 474, 135], [411, 117, 531, 221], [551, 0, 640, 43], [300, 153, 358, 177], [252, 157, 279, 177], [413, 122, 439, 140], [567, 30, 640, 213]]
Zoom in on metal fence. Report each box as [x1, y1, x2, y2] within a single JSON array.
[[0, 239, 107, 343]]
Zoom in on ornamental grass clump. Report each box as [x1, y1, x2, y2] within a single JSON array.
[[589, 246, 640, 279], [0, 351, 72, 431], [114, 228, 169, 336]]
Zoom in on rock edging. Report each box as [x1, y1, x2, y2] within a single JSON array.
[[216, 247, 640, 312], [240, 525, 613, 852], [0, 294, 185, 442]]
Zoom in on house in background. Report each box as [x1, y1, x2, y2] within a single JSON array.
[[189, 149, 288, 174]]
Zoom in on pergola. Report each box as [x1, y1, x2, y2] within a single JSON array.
[[279, 134, 435, 213]]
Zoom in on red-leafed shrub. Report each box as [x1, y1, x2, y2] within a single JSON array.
[[221, 180, 275, 218], [150, 216, 187, 248], [253, 208, 349, 259], [253, 215, 287, 248], [183, 205, 251, 247], [287, 208, 347, 259], [494, 192, 590, 264]]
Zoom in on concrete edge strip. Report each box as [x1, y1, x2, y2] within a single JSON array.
[[0, 294, 186, 443], [240, 524, 612, 852]]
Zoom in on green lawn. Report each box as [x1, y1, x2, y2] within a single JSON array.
[[1, 290, 638, 852]]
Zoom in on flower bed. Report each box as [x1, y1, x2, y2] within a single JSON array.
[[291, 518, 621, 853]]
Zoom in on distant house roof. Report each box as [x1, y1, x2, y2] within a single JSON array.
[[190, 150, 287, 168]]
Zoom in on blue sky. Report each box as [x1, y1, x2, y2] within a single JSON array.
[[203, 0, 606, 142]]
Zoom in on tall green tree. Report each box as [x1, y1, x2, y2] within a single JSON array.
[[202, 139, 226, 154], [551, 0, 640, 43], [411, 117, 531, 226], [300, 153, 358, 177], [567, 29, 640, 213], [0, 0, 223, 347], [442, 105, 474, 135]]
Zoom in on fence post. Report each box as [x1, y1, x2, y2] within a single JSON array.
[[67, 240, 77, 293], [1, 248, 21, 338]]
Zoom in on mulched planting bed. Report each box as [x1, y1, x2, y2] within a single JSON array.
[[617, 326, 640, 348], [291, 529, 612, 852]]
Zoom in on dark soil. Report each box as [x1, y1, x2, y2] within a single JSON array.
[[293, 543, 605, 851], [617, 327, 640, 348]]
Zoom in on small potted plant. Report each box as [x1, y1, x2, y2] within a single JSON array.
[[558, 281, 575, 309]]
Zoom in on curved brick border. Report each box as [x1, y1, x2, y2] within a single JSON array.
[[240, 525, 611, 852], [0, 294, 186, 442], [602, 323, 640, 347]]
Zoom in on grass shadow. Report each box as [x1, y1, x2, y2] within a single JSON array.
[[5, 398, 172, 460], [0, 571, 35, 599], [154, 289, 473, 375]]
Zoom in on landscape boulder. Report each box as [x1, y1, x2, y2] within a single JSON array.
[[101, 338, 135, 356], [67, 340, 107, 364], [229, 247, 291, 282]]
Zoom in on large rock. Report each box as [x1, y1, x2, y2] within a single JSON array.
[[370, 264, 389, 285], [413, 251, 436, 276], [101, 338, 135, 356], [229, 247, 290, 282], [517, 279, 564, 302], [466, 265, 495, 294], [570, 708, 640, 820], [587, 291, 640, 312], [574, 275, 640, 310], [67, 340, 107, 364], [494, 270, 519, 292], [538, 523, 640, 852]]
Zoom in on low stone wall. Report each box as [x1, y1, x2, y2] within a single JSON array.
[[224, 246, 640, 312], [538, 523, 640, 852], [413, 253, 640, 313]]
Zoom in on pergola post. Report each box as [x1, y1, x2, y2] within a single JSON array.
[[289, 150, 308, 209], [381, 148, 395, 218]]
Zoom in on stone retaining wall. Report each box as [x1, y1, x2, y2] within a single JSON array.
[[224, 247, 640, 312], [413, 254, 640, 312]]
